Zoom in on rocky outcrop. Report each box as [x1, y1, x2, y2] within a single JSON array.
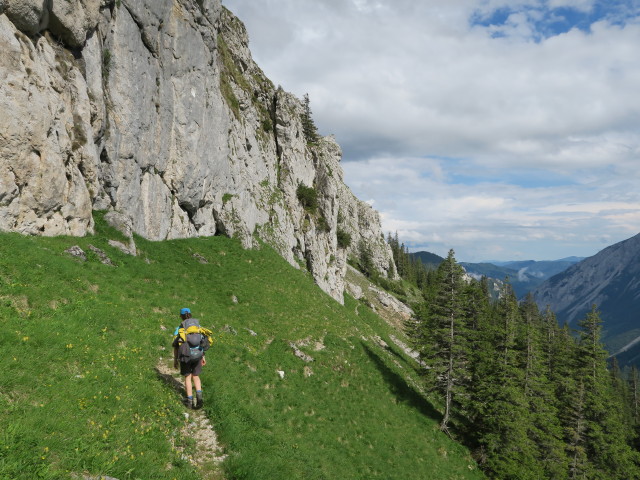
[[0, 0, 395, 302]]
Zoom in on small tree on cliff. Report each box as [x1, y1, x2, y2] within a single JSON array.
[[301, 93, 319, 144]]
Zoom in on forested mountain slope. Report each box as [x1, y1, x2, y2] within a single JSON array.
[[406, 250, 640, 479]]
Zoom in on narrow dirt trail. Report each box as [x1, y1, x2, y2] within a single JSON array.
[[155, 359, 227, 479]]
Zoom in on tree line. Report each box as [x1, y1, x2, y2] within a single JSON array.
[[387, 232, 435, 290], [394, 247, 640, 479]]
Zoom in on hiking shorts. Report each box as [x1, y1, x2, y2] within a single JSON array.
[[180, 357, 203, 376]]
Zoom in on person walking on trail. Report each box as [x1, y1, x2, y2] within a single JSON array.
[[173, 307, 207, 409]]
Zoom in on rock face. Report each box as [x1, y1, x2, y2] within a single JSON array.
[[0, 0, 395, 302]]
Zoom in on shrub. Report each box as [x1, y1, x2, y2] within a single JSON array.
[[102, 49, 111, 80], [336, 229, 351, 249], [317, 215, 330, 233], [71, 113, 87, 150], [296, 184, 318, 214]]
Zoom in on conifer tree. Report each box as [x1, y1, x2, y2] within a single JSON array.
[[566, 378, 589, 479], [609, 356, 633, 429], [543, 319, 588, 479], [399, 242, 640, 479], [542, 307, 562, 381], [301, 93, 319, 144], [630, 365, 640, 449], [357, 240, 375, 278], [572, 305, 639, 478], [469, 285, 542, 478], [419, 249, 469, 434], [520, 295, 568, 478], [631, 365, 640, 426], [415, 257, 428, 290], [456, 275, 491, 422]]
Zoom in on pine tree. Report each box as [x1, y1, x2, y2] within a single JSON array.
[[468, 285, 542, 478], [543, 319, 589, 480], [301, 93, 319, 144], [609, 356, 633, 428], [406, 260, 640, 479], [629, 365, 640, 449], [357, 240, 375, 278], [419, 249, 469, 434], [456, 276, 491, 422], [566, 378, 589, 479], [415, 257, 428, 290], [520, 294, 568, 478], [572, 305, 639, 478]]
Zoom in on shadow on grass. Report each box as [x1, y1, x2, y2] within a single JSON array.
[[384, 340, 422, 374], [155, 366, 184, 395], [361, 342, 441, 422]]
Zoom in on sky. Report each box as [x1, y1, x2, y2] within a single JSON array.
[[221, 0, 640, 262]]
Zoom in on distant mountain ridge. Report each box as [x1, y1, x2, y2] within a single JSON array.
[[410, 251, 444, 268], [461, 258, 582, 298], [531, 232, 640, 363], [409, 251, 581, 298]]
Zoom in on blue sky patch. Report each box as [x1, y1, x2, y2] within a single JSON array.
[[470, 1, 640, 40], [426, 156, 577, 188]]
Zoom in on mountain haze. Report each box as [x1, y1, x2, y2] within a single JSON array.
[[532, 232, 640, 359], [408, 251, 581, 298], [460, 258, 581, 298]]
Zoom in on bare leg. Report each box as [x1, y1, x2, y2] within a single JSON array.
[[193, 375, 203, 409], [184, 373, 193, 397]]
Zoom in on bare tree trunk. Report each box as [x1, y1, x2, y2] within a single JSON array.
[[440, 310, 455, 435]]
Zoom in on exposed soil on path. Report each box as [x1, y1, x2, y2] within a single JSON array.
[[155, 359, 227, 479]]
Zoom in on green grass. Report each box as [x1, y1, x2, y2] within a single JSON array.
[[0, 213, 483, 480]]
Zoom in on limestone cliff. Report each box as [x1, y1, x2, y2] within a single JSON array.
[[0, 0, 395, 302]]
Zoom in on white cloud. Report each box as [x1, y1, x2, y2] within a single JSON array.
[[547, 0, 595, 12], [549, 0, 593, 10], [222, 0, 640, 261], [343, 156, 640, 260]]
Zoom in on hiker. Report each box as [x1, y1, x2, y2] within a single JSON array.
[[173, 307, 208, 409]]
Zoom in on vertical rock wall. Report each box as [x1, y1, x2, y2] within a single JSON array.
[[0, 0, 395, 302]]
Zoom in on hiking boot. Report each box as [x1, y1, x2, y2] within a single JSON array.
[[195, 392, 203, 410], [182, 396, 193, 409]]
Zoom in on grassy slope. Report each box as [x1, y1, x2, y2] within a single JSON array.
[[0, 214, 482, 480]]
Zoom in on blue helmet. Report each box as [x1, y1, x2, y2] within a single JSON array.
[[180, 307, 191, 315]]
